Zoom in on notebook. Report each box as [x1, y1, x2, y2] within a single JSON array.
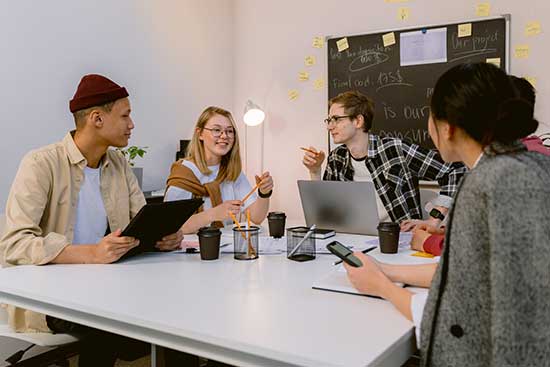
[[287, 226, 336, 239], [312, 266, 404, 299]]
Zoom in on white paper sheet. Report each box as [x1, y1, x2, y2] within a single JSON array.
[[400, 27, 447, 66]]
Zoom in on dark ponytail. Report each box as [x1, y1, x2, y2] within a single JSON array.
[[492, 98, 538, 143], [430, 63, 538, 145]]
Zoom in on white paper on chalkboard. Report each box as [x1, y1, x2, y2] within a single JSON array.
[[400, 27, 447, 66]]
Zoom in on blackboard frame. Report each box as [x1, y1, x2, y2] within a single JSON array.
[[326, 14, 511, 152]]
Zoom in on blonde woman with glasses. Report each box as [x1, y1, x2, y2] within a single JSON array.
[[164, 106, 273, 234]]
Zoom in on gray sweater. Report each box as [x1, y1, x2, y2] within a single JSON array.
[[420, 142, 550, 366]]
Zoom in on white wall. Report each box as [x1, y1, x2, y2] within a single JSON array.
[[233, 0, 550, 222], [0, 0, 233, 358], [0, 0, 234, 212]]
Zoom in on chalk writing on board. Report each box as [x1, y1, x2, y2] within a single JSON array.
[[349, 51, 390, 72], [403, 105, 431, 120], [378, 103, 430, 122], [376, 69, 413, 91], [449, 49, 497, 63], [330, 44, 391, 62], [331, 69, 413, 92], [451, 30, 499, 50], [378, 129, 431, 144], [382, 103, 398, 119], [327, 18, 507, 149]]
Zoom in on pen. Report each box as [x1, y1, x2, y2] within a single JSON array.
[[333, 246, 376, 265], [242, 182, 261, 204], [288, 224, 316, 257], [300, 147, 318, 155]]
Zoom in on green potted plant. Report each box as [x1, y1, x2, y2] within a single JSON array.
[[117, 146, 148, 189]]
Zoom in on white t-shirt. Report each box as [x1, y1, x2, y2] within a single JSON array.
[[350, 156, 391, 222], [164, 160, 258, 225], [73, 166, 108, 245]]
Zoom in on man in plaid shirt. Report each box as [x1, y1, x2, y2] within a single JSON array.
[[302, 91, 466, 228]]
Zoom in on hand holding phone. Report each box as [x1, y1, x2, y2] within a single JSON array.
[[326, 241, 363, 267]]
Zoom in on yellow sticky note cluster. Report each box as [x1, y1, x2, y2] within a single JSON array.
[[397, 7, 410, 21], [336, 37, 349, 52], [313, 78, 324, 90], [514, 45, 530, 59], [305, 55, 316, 66], [458, 23, 472, 38], [288, 90, 299, 101], [312, 36, 324, 48], [382, 32, 396, 47], [486, 58, 501, 68], [524, 76, 537, 87], [525, 21, 542, 36], [476, 2, 491, 17], [298, 71, 309, 82]]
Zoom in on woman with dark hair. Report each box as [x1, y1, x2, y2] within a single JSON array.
[[344, 63, 550, 366], [409, 74, 550, 256]]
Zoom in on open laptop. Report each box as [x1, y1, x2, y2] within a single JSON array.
[[297, 180, 380, 235]]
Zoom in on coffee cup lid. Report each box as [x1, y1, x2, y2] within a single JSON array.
[[268, 211, 286, 218], [198, 226, 221, 235], [377, 222, 399, 230]]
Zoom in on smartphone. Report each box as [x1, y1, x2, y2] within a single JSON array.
[[326, 241, 363, 267]]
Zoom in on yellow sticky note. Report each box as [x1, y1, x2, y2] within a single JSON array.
[[458, 23, 472, 38], [305, 55, 316, 66], [486, 58, 501, 67], [476, 2, 490, 17], [336, 37, 349, 52], [288, 90, 299, 101], [312, 36, 324, 48], [397, 7, 410, 21], [411, 251, 435, 258], [524, 76, 537, 87], [514, 44, 530, 59], [313, 78, 324, 90], [298, 71, 309, 82], [382, 32, 396, 47], [525, 21, 542, 36]]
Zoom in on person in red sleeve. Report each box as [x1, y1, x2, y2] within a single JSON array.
[[410, 224, 445, 256]]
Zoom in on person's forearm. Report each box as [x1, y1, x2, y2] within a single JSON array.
[[249, 198, 269, 224], [180, 211, 214, 234], [50, 244, 96, 264], [380, 283, 413, 321], [309, 170, 322, 180], [381, 263, 437, 288]]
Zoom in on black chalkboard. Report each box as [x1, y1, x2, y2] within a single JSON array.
[[327, 16, 509, 148]]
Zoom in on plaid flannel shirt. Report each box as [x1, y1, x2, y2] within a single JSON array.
[[323, 134, 467, 222]]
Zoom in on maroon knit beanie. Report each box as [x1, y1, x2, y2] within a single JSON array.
[[69, 74, 129, 113]]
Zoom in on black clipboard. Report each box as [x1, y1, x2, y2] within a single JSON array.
[[118, 198, 203, 260]]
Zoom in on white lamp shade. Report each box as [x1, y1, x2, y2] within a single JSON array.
[[243, 100, 265, 126]]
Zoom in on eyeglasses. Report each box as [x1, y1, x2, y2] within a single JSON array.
[[202, 127, 235, 138], [324, 115, 354, 125]]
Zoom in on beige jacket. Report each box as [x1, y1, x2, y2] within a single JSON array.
[[0, 132, 146, 332]]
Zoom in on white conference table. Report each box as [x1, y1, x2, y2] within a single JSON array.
[[0, 230, 437, 367]]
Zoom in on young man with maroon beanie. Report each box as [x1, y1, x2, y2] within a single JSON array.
[[0, 74, 191, 366]]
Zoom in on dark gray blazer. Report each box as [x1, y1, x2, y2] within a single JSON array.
[[420, 142, 550, 366]]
